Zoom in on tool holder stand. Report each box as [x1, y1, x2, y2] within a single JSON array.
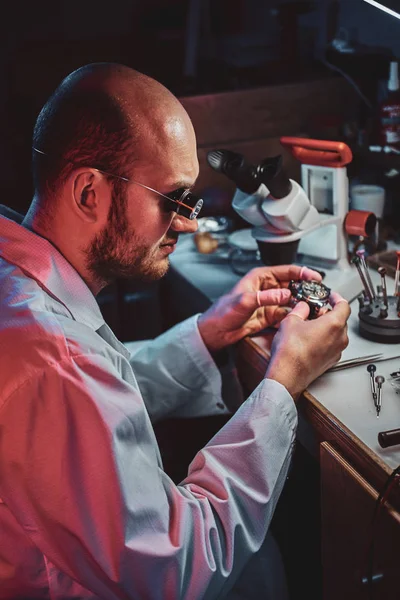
[[358, 295, 400, 343]]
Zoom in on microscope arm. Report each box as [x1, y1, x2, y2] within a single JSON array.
[[232, 179, 321, 234]]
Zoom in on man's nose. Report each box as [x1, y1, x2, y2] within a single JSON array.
[[170, 213, 199, 233]]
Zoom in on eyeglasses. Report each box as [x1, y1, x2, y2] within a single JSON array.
[[95, 169, 203, 221], [33, 147, 203, 221]]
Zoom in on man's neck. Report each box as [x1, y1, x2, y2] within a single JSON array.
[[22, 201, 103, 296]]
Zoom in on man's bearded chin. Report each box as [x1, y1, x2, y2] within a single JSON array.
[[87, 225, 170, 287], [85, 191, 170, 288]]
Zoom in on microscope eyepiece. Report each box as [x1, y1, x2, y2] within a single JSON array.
[[207, 149, 292, 198], [257, 155, 292, 199], [206, 149, 243, 174], [206, 149, 260, 194]]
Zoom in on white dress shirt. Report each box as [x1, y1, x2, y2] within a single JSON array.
[[0, 213, 297, 599]]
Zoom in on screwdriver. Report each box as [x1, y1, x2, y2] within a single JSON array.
[[351, 256, 373, 302], [375, 375, 385, 417], [357, 249, 375, 300], [378, 266, 388, 307], [378, 428, 400, 448], [394, 250, 400, 297], [367, 364, 377, 407]]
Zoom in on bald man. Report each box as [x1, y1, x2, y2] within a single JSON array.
[[0, 63, 350, 599]]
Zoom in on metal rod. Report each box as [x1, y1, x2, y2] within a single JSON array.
[[394, 250, 400, 296], [375, 375, 384, 417], [327, 353, 386, 372], [378, 266, 388, 307], [367, 364, 377, 404], [351, 256, 373, 301], [357, 249, 376, 299]]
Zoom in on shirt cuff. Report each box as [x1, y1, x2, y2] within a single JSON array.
[[167, 315, 232, 417]]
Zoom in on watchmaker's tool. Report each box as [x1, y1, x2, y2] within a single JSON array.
[[352, 256, 373, 302], [394, 250, 400, 297], [355, 256, 400, 343], [357, 249, 375, 300], [378, 427, 400, 448], [378, 266, 388, 306], [375, 375, 385, 417], [367, 364, 377, 407], [207, 138, 371, 302]]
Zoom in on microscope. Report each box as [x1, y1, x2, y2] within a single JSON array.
[[207, 137, 373, 302]]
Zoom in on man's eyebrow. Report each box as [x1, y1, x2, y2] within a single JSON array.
[[171, 181, 195, 190]]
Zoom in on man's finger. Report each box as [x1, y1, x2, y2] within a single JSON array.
[[286, 300, 310, 320], [259, 264, 322, 284], [256, 288, 291, 307], [329, 291, 347, 306], [329, 292, 351, 318], [299, 266, 323, 282]]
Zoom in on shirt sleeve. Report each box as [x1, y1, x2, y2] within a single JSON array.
[[128, 315, 238, 422], [0, 352, 297, 600]]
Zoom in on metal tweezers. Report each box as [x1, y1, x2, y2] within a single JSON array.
[[327, 353, 400, 372]]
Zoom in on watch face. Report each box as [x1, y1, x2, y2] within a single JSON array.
[[301, 281, 330, 301]]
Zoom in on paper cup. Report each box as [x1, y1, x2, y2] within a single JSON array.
[[350, 185, 386, 219]]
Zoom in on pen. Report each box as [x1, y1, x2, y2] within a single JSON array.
[[378, 427, 400, 448]]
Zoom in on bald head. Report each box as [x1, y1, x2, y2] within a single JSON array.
[[32, 62, 194, 202], [58, 63, 189, 138]]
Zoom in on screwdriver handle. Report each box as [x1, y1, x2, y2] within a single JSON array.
[[378, 428, 400, 448]]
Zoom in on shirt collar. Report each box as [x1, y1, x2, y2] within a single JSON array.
[[0, 214, 105, 331]]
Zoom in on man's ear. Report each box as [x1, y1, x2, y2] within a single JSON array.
[[71, 169, 111, 223]]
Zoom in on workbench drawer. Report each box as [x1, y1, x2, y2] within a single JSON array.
[[320, 442, 400, 600]]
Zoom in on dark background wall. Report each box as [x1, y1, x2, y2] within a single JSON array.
[[1, 0, 399, 341], [0, 0, 398, 215]]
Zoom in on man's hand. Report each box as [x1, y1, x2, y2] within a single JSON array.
[[265, 291, 350, 399], [197, 264, 322, 354]]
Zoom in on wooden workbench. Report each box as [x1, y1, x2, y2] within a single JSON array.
[[167, 234, 400, 599]]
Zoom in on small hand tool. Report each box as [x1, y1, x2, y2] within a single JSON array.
[[328, 353, 388, 372], [394, 250, 400, 297], [367, 364, 377, 405], [378, 428, 400, 448], [375, 375, 385, 417], [351, 256, 373, 302], [357, 249, 376, 300], [377, 266, 388, 307]]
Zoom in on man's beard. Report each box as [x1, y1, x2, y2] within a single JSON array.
[[86, 184, 171, 287]]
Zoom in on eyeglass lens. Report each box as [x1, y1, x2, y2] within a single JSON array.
[[167, 188, 203, 220]]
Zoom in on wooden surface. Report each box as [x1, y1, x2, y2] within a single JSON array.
[[180, 78, 359, 147], [320, 443, 400, 600], [235, 334, 400, 513]]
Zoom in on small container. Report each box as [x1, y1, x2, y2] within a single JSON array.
[[379, 61, 400, 150]]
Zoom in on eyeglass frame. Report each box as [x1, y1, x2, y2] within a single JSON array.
[[32, 147, 203, 221]]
